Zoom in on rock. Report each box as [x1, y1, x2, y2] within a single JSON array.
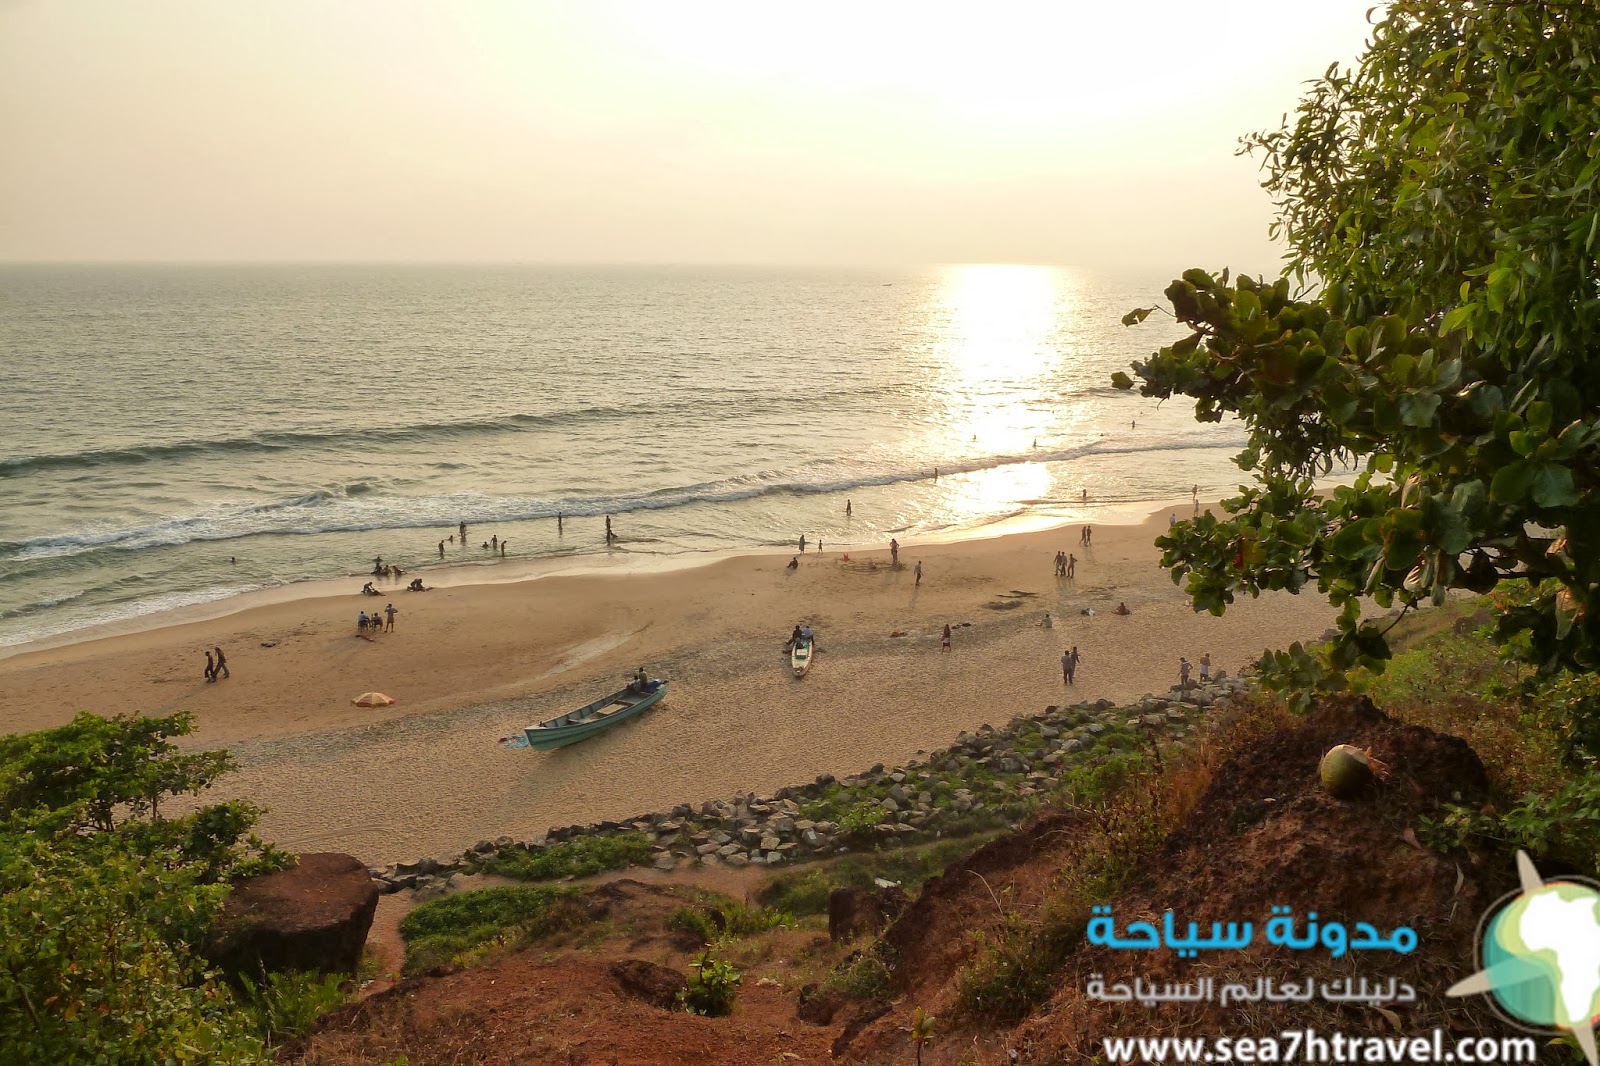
[[828, 884, 911, 942], [206, 853, 379, 978], [1140, 714, 1166, 729], [759, 835, 781, 851], [610, 959, 687, 1009], [725, 853, 749, 867], [652, 853, 677, 871]]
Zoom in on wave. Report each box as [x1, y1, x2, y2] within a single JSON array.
[[0, 435, 1246, 564], [0, 383, 912, 478]]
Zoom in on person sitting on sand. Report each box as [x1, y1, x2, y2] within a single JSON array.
[[362, 581, 378, 596], [1114, 601, 1131, 615], [1041, 613, 1053, 629], [407, 577, 429, 591], [787, 556, 799, 570]]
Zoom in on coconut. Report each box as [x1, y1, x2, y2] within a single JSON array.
[[1319, 744, 1375, 799]]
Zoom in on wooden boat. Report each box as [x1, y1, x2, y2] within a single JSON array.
[[522, 679, 667, 751], [791, 639, 813, 678]]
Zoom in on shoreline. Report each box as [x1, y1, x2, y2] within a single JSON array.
[[0, 500, 1340, 864], [0, 496, 1166, 663]]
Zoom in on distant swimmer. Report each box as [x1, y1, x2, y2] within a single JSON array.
[[439, 540, 445, 558], [491, 535, 498, 550]]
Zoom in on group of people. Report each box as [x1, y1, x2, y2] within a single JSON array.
[[203, 645, 229, 682], [1079, 525, 1094, 546], [1060, 645, 1082, 684], [357, 604, 398, 635], [1178, 653, 1212, 690], [786, 623, 815, 650], [1053, 551, 1076, 578]]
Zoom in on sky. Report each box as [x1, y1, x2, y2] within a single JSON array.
[[0, 1, 1376, 271]]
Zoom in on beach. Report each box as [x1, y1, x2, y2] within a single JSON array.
[[0, 506, 1338, 865]]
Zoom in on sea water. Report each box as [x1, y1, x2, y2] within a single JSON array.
[[0, 263, 1245, 649]]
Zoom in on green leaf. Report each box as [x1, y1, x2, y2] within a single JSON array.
[[1110, 371, 1134, 390], [1398, 393, 1441, 427], [1531, 463, 1578, 508], [1490, 462, 1535, 504], [1121, 307, 1155, 327]]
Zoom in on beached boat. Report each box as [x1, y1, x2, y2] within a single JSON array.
[[791, 640, 813, 678], [521, 679, 667, 751]]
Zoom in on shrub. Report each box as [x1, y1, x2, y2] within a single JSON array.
[[481, 833, 653, 882], [398, 885, 577, 974], [236, 970, 348, 1045], [679, 949, 741, 1016]]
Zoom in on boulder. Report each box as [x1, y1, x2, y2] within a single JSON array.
[[827, 884, 910, 942], [610, 958, 687, 1009], [206, 853, 379, 979]]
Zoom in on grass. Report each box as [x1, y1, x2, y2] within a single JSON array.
[[667, 890, 793, 946], [479, 832, 654, 882], [398, 884, 579, 974], [759, 834, 1000, 918], [235, 969, 350, 1046]]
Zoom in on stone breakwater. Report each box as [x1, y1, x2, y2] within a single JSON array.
[[369, 676, 1254, 898]]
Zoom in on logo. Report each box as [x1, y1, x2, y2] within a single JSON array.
[[1448, 850, 1600, 1066]]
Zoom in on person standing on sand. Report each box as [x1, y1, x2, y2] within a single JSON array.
[[799, 533, 807, 553], [213, 646, 229, 679], [605, 515, 614, 542], [1061, 648, 1074, 684], [1199, 652, 1211, 683], [942, 623, 951, 652], [1179, 657, 1192, 691], [914, 560, 922, 586], [1067, 553, 1076, 579], [890, 538, 899, 565], [384, 603, 397, 632], [204, 650, 216, 683], [845, 500, 852, 517]]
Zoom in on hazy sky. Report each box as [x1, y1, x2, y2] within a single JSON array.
[[0, 1, 1375, 271]]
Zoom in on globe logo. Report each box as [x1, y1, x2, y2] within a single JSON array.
[[1448, 851, 1600, 1066]]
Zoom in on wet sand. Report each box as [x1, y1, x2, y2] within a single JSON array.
[[0, 505, 1338, 865]]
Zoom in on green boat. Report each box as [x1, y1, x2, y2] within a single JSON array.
[[521, 679, 667, 751]]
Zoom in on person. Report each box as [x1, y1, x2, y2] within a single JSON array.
[[1086, 525, 1093, 546], [1080, 526, 1088, 546], [1032, 439, 1037, 448], [459, 520, 467, 541], [787, 556, 799, 570], [491, 534, 498, 550], [933, 466, 939, 481], [914, 560, 922, 586], [942, 623, 952, 652], [1081, 488, 1088, 501], [631, 665, 649, 693], [204, 649, 216, 683], [1053, 550, 1062, 576], [817, 538, 823, 553], [800, 623, 814, 646], [1114, 601, 1131, 615], [1199, 652, 1211, 683], [1192, 484, 1199, 500], [1179, 657, 1192, 690], [500, 540, 507, 556], [890, 538, 899, 565], [362, 581, 378, 596], [229, 556, 236, 564], [1131, 419, 1136, 429], [1061, 647, 1074, 685], [557, 512, 564, 534], [845, 500, 852, 517], [605, 515, 614, 542], [393, 565, 404, 577], [358, 611, 369, 633], [482, 541, 489, 550], [1071, 645, 1081, 681], [1041, 612, 1053, 629], [1066, 553, 1076, 579], [213, 645, 229, 680], [789, 624, 803, 649], [1169, 513, 1177, 528], [449, 534, 454, 544], [384, 603, 397, 632], [439, 540, 445, 558], [799, 533, 807, 552], [407, 577, 428, 591]]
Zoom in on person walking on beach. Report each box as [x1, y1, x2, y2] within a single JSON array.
[[890, 538, 899, 566], [213, 646, 229, 680], [204, 650, 216, 683], [1199, 652, 1211, 683], [1066, 553, 1076, 579], [1086, 525, 1093, 546], [914, 560, 922, 586], [384, 603, 397, 632], [1061, 647, 1075, 685], [942, 623, 952, 652]]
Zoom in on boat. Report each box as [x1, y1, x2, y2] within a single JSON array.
[[521, 679, 667, 751], [791, 639, 813, 678]]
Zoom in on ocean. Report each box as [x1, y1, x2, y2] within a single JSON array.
[[0, 263, 1246, 651]]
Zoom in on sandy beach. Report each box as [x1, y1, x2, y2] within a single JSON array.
[[0, 505, 1339, 865]]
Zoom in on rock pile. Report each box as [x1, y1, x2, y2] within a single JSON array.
[[369, 677, 1253, 896]]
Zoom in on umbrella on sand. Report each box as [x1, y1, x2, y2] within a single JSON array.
[[352, 692, 395, 707]]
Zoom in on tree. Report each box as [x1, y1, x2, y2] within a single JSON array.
[[0, 712, 289, 1064], [1116, 1, 1600, 713]]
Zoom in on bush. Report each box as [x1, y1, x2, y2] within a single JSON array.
[[398, 885, 577, 974], [679, 949, 741, 1016], [1421, 770, 1600, 878], [481, 833, 653, 882], [236, 970, 348, 1045], [819, 946, 892, 1000]]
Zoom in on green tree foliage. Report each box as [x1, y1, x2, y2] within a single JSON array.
[[1116, 1, 1600, 714], [0, 712, 289, 1065]]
